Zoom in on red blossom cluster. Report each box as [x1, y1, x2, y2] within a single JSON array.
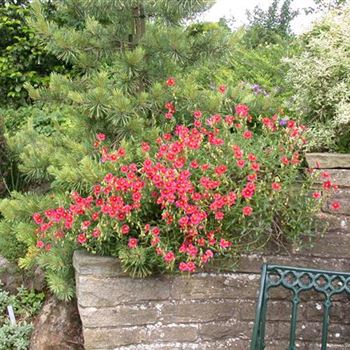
[[32, 81, 340, 274]]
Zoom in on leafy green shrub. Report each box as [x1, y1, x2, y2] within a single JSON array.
[[0, 3, 65, 106], [286, 5, 350, 152]]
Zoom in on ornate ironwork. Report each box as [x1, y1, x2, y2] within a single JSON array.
[[250, 264, 350, 350]]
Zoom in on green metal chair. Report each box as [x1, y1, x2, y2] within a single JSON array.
[[250, 264, 350, 350]]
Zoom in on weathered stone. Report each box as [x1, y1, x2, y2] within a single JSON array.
[[79, 304, 159, 327], [198, 319, 250, 340], [73, 250, 127, 277], [160, 300, 238, 324], [0, 255, 22, 292], [77, 275, 171, 307], [170, 273, 260, 300], [29, 296, 84, 350], [306, 153, 350, 169], [324, 189, 350, 215], [84, 324, 198, 349], [313, 169, 350, 188]]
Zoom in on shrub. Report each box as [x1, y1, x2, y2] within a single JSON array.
[[29, 98, 337, 286], [0, 3, 65, 106], [286, 5, 350, 152]]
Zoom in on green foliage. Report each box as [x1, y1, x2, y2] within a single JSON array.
[[246, 0, 298, 46], [286, 5, 350, 152], [0, 0, 319, 301], [0, 2, 65, 106], [0, 284, 44, 350]]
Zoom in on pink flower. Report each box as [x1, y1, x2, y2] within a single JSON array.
[[235, 104, 249, 116], [215, 211, 224, 220], [164, 251, 175, 263], [77, 233, 87, 244], [331, 201, 341, 210], [193, 110, 202, 119], [36, 240, 45, 249], [128, 238, 138, 249], [187, 262, 196, 272], [142, 142, 150, 152], [152, 227, 160, 236], [33, 213, 43, 224], [165, 112, 173, 119], [220, 238, 232, 249], [96, 133, 106, 141], [312, 192, 321, 199], [243, 130, 253, 139], [272, 182, 281, 191], [218, 85, 226, 94], [92, 228, 101, 238], [179, 262, 188, 272], [243, 206, 253, 216], [121, 224, 130, 235], [215, 164, 227, 176]]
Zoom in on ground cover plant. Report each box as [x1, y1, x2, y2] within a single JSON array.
[[0, 285, 44, 350]]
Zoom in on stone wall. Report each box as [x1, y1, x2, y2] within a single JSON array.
[[73, 159, 350, 350]]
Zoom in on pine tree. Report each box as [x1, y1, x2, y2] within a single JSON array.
[[0, 0, 287, 299]]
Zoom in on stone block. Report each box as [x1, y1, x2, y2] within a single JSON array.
[[305, 153, 350, 169], [77, 275, 171, 307], [160, 300, 239, 324]]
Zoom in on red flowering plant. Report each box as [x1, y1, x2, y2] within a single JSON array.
[[31, 97, 339, 277]]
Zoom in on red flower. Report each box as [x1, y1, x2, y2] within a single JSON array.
[[164, 251, 175, 263], [218, 85, 226, 94], [235, 104, 249, 117], [179, 262, 188, 272], [128, 237, 138, 249], [187, 262, 196, 272], [331, 201, 341, 210], [242, 187, 254, 199], [312, 192, 321, 199], [215, 211, 224, 220], [152, 227, 160, 236], [141, 142, 150, 152], [45, 243, 52, 251], [248, 153, 257, 162], [215, 164, 227, 176], [92, 228, 101, 238], [323, 181, 332, 190], [96, 133, 106, 141], [77, 233, 87, 244], [237, 159, 245, 168], [251, 162, 260, 171], [33, 213, 43, 224], [165, 112, 173, 119], [243, 206, 253, 216], [281, 156, 289, 165], [193, 110, 202, 119], [220, 238, 232, 249], [272, 182, 281, 191], [121, 224, 130, 235], [166, 77, 175, 87], [36, 240, 45, 249], [243, 130, 253, 139]]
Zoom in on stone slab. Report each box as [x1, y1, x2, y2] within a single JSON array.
[[306, 153, 350, 169]]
